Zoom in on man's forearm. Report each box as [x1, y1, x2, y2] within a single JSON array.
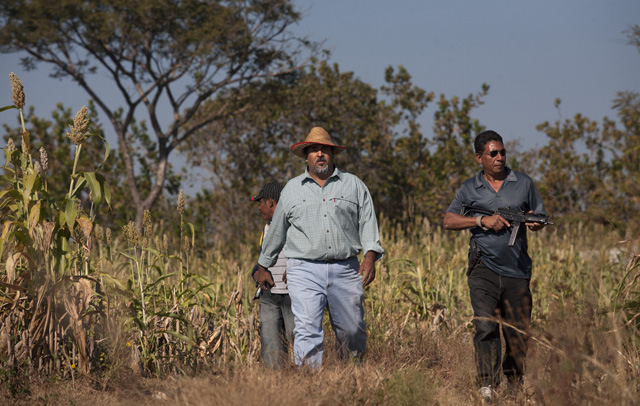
[[443, 212, 479, 230], [363, 251, 377, 262]]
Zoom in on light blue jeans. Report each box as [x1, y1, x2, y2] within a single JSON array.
[[285, 257, 367, 368]]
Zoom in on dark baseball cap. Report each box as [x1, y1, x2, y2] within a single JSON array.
[[251, 182, 283, 203]]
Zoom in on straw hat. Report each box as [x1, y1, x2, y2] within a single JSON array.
[[290, 127, 346, 158]]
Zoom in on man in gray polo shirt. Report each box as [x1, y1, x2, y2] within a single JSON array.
[[444, 130, 547, 402]]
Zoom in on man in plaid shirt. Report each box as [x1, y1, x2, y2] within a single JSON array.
[[255, 127, 384, 368]]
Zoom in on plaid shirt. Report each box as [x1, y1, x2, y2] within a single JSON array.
[[258, 167, 384, 267]]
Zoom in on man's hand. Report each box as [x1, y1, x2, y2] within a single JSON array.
[[358, 251, 377, 287], [481, 215, 510, 232], [525, 210, 545, 231], [255, 265, 275, 290]]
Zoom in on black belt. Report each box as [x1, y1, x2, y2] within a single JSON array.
[[322, 256, 357, 264]]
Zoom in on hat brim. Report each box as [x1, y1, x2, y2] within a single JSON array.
[[290, 142, 346, 158]]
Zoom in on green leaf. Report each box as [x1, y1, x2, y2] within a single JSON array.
[[119, 251, 139, 261], [28, 200, 42, 237], [70, 177, 88, 198], [0, 190, 20, 211], [84, 172, 102, 205], [0, 105, 16, 113], [98, 273, 132, 296], [95, 173, 111, 208], [23, 173, 38, 201], [133, 317, 145, 331], [186, 221, 196, 249], [0, 174, 18, 183], [64, 198, 77, 231], [144, 272, 180, 291], [154, 330, 197, 347], [97, 137, 110, 168], [182, 282, 217, 302]]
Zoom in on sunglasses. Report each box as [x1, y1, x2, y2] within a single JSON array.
[[485, 149, 506, 158]]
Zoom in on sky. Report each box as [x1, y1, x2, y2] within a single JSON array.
[[1, 0, 639, 169], [290, 0, 640, 150]]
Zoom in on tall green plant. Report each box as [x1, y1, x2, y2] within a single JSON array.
[[1, 73, 111, 375]]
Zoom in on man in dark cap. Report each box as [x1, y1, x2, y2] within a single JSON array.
[[250, 181, 294, 368]]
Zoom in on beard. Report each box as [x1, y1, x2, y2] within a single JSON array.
[[313, 161, 330, 176]]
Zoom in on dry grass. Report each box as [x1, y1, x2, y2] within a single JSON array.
[[2, 219, 639, 405], [4, 294, 639, 406]]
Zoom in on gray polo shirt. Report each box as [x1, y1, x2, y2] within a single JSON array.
[[447, 168, 546, 279]]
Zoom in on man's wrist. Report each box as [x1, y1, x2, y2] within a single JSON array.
[[476, 216, 489, 231], [363, 251, 377, 262]]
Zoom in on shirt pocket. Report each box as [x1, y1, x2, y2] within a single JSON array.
[[288, 196, 318, 224], [328, 194, 359, 222]]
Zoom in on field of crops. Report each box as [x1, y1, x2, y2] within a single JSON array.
[[1, 76, 639, 405]]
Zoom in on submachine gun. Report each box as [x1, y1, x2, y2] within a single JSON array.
[[460, 204, 553, 247]]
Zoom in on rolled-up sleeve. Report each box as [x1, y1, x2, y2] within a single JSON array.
[[257, 193, 289, 268], [358, 181, 384, 261]]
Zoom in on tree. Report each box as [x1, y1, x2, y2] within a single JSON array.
[[383, 69, 488, 223], [0, 0, 313, 226], [533, 104, 609, 217], [182, 62, 395, 244], [2, 102, 182, 228], [183, 62, 490, 245], [523, 25, 640, 229]]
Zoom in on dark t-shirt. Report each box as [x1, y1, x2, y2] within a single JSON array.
[[447, 168, 546, 279]]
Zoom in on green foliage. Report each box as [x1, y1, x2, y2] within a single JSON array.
[[182, 62, 489, 243], [522, 92, 640, 230], [514, 27, 640, 231], [1, 80, 112, 376], [0, 0, 312, 226], [2, 102, 183, 229]]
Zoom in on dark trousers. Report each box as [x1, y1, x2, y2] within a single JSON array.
[[259, 290, 294, 368], [468, 261, 532, 387]]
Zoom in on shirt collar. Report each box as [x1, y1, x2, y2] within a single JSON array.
[[474, 167, 516, 188], [302, 165, 343, 184]]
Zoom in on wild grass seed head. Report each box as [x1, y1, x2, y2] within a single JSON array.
[[9, 72, 25, 110], [19, 131, 29, 170], [177, 190, 185, 214], [67, 106, 90, 145], [8, 138, 20, 167], [123, 221, 141, 247], [182, 234, 191, 253], [94, 224, 104, 242], [6, 137, 16, 154], [143, 210, 152, 237], [20, 131, 29, 155], [39, 146, 48, 171], [6, 137, 17, 164]]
